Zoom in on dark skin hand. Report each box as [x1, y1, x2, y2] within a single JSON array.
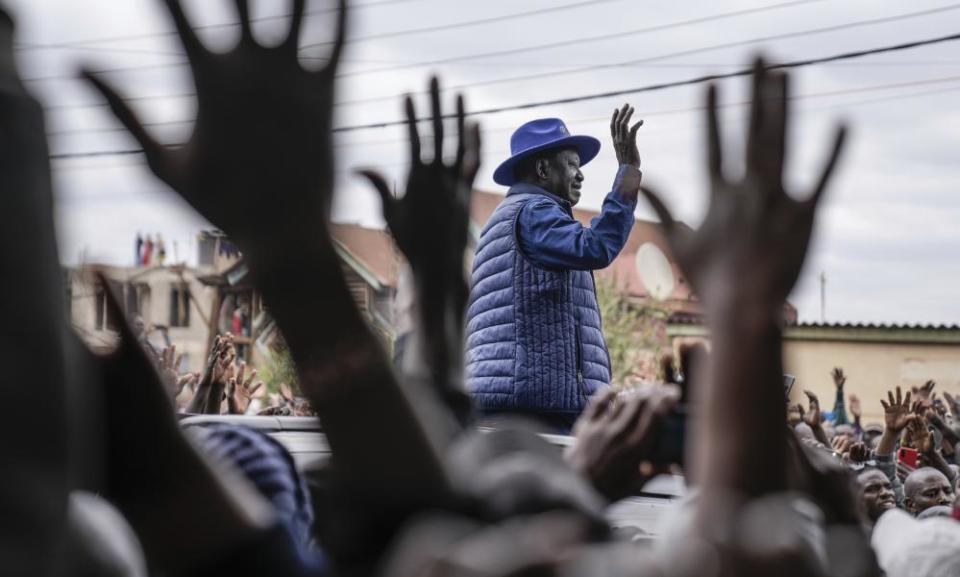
[[86, 0, 450, 519], [92, 277, 273, 575], [610, 103, 643, 197], [876, 386, 915, 455], [358, 77, 481, 429], [566, 385, 680, 502], [226, 361, 263, 415], [943, 391, 960, 417], [797, 390, 829, 446], [849, 393, 862, 422], [831, 367, 846, 389], [0, 9, 70, 574], [638, 58, 847, 540], [906, 410, 957, 487], [185, 334, 235, 415], [913, 379, 936, 402]]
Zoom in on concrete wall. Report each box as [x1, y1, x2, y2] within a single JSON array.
[[68, 265, 218, 373], [783, 337, 960, 425], [667, 323, 960, 425]]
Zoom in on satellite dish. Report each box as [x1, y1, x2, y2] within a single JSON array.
[[636, 242, 675, 301]]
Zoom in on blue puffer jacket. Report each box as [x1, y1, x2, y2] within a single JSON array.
[[466, 178, 635, 414]]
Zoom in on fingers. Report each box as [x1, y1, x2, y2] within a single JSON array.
[[325, 0, 348, 75], [236, 361, 246, 385], [455, 94, 466, 172], [404, 95, 422, 164], [162, 0, 207, 62], [582, 388, 617, 423], [249, 381, 264, 396], [285, 0, 306, 52], [610, 107, 619, 139], [628, 119, 643, 143], [808, 124, 848, 208], [174, 353, 184, 372], [462, 122, 482, 186], [904, 389, 912, 408], [895, 386, 903, 406], [430, 77, 444, 164], [82, 70, 169, 175], [880, 399, 889, 412], [750, 64, 788, 190], [639, 184, 676, 234], [233, 0, 252, 43], [356, 169, 396, 223], [619, 103, 633, 142]]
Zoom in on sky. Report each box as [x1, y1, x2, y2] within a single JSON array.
[[7, 0, 960, 324]]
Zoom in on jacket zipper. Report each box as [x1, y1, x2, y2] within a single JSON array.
[[575, 322, 587, 399]]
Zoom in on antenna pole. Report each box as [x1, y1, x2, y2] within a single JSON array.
[[819, 271, 826, 322]]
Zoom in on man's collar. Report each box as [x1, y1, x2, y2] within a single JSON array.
[[506, 182, 572, 209]]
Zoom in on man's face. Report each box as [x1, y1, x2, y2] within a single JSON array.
[[857, 469, 896, 521], [905, 468, 955, 514], [542, 148, 584, 205]]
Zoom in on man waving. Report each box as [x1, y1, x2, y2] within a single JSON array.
[[466, 105, 643, 432]]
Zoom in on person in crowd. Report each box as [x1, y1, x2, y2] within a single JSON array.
[[904, 467, 956, 516], [855, 467, 898, 522], [463, 109, 642, 432]]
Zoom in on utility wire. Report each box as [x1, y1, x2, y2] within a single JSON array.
[[47, 31, 960, 159], [22, 0, 619, 60], [335, 2, 960, 106], [48, 71, 960, 142], [22, 0, 823, 83], [48, 79, 960, 175], [14, 0, 416, 52], [42, 57, 960, 118], [334, 0, 829, 78], [334, 31, 960, 130]]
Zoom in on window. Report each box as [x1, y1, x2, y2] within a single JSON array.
[[170, 284, 191, 327], [94, 280, 122, 330]]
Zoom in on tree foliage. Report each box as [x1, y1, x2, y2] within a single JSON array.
[[595, 277, 670, 386]]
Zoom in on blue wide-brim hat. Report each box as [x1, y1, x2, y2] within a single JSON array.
[[493, 118, 601, 186]]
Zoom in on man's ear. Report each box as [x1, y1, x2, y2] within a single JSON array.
[[535, 157, 551, 181]]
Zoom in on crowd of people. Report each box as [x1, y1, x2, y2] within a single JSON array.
[[4, 0, 960, 576]]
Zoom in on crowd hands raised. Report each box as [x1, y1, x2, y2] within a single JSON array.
[[145, 334, 313, 417], [5, 0, 960, 576]]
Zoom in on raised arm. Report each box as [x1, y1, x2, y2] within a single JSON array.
[[84, 0, 450, 516], [0, 8, 70, 574], [517, 106, 642, 271], [358, 78, 481, 430], [639, 58, 847, 508]]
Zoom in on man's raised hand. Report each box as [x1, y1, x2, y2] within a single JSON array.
[[610, 103, 642, 169], [82, 0, 347, 254]]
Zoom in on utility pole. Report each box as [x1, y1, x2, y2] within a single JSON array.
[[819, 271, 826, 323]]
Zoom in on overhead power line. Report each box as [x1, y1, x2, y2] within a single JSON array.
[[334, 0, 829, 78], [14, 0, 416, 52], [338, 31, 960, 131], [23, 0, 823, 83], [47, 30, 960, 160], [334, 2, 960, 106]]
